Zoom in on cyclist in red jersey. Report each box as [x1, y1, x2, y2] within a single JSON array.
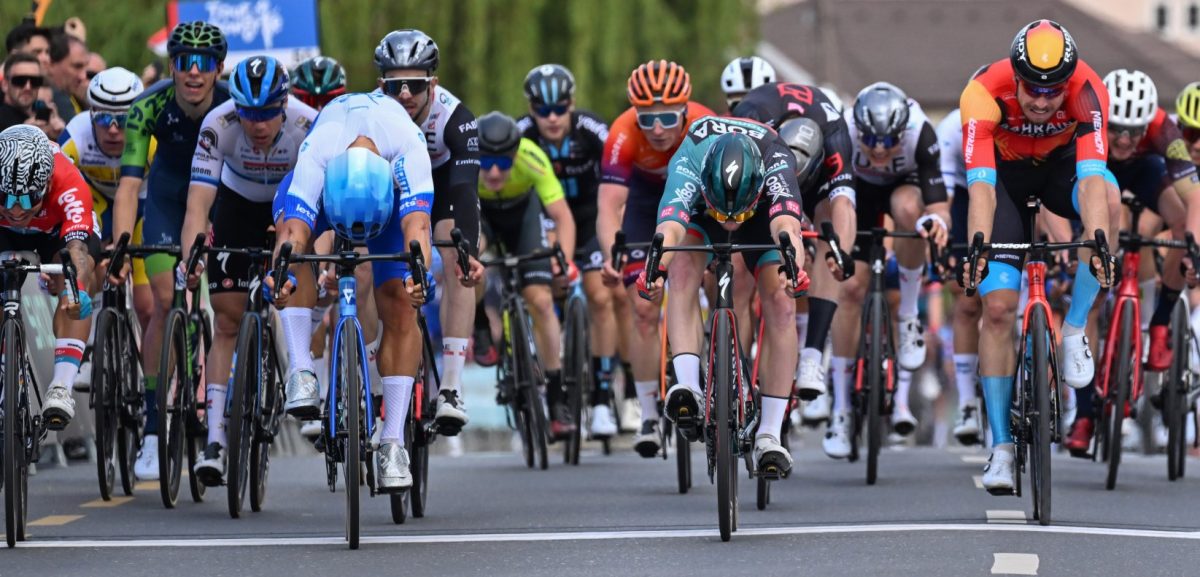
[[958, 20, 1120, 493], [0, 125, 98, 432], [596, 60, 714, 457]]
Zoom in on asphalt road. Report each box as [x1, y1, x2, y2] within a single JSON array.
[[5, 430, 1199, 577]]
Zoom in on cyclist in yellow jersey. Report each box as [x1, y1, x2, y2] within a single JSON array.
[[476, 111, 580, 438]]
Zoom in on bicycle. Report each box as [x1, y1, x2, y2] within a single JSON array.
[[0, 250, 80, 547], [92, 234, 174, 501], [964, 196, 1106, 526], [274, 237, 430, 549], [215, 239, 285, 518], [644, 230, 803, 542], [1162, 293, 1200, 481], [822, 220, 937, 486], [1091, 196, 1193, 489], [156, 234, 211, 509]]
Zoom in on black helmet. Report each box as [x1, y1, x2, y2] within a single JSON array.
[[778, 117, 825, 187], [700, 133, 765, 220], [1010, 19, 1078, 87], [477, 111, 522, 156], [292, 57, 346, 95], [853, 82, 910, 141], [374, 29, 439, 73], [167, 21, 227, 59], [524, 64, 576, 105]]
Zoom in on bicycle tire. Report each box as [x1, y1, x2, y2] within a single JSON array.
[[157, 309, 188, 509], [1105, 302, 1133, 490], [1165, 301, 1189, 481], [714, 312, 735, 542], [339, 326, 362, 549], [4, 321, 26, 547], [411, 342, 435, 518], [116, 313, 140, 497], [92, 309, 120, 500], [564, 297, 587, 466], [391, 412, 412, 525], [1028, 306, 1052, 526], [227, 314, 261, 518], [866, 296, 883, 486], [676, 427, 691, 494], [513, 305, 549, 470], [250, 324, 280, 513], [187, 311, 210, 504]]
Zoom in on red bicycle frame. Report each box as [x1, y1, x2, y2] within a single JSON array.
[[1095, 249, 1143, 406]]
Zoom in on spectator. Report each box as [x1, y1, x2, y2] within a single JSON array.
[[0, 52, 42, 130], [140, 60, 164, 86], [5, 21, 52, 72], [47, 31, 87, 121], [79, 52, 105, 108], [34, 84, 65, 141]]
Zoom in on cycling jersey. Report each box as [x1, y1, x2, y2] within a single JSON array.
[[60, 113, 155, 202], [602, 102, 715, 187], [476, 138, 564, 207], [121, 79, 231, 196], [0, 149, 95, 243], [190, 96, 318, 203], [1124, 108, 1199, 185], [959, 58, 1110, 187], [847, 98, 946, 206], [516, 109, 608, 210], [936, 109, 966, 193]]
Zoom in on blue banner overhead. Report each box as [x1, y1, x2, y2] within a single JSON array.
[[176, 0, 321, 69]]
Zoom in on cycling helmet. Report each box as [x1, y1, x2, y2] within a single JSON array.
[[1103, 69, 1157, 127], [627, 60, 691, 107], [1010, 19, 1077, 87], [374, 29, 439, 73], [167, 21, 227, 59], [699, 133, 765, 219], [87, 67, 143, 110], [230, 56, 289, 108], [720, 56, 776, 95], [323, 147, 394, 243], [524, 63, 576, 105], [292, 56, 346, 105], [0, 125, 55, 210], [1176, 81, 1200, 130], [477, 111, 522, 156], [854, 82, 910, 141], [778, 117, 825, 187]]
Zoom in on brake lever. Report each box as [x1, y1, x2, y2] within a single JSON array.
[[408, 239, 429, 302], [963, 232, 987, 297], [449, 228, 471, 282], [819, 221, 852, 279], [777, 231, 804, 297], [272, 242, 293, 302], [58, 248, 80, 305]]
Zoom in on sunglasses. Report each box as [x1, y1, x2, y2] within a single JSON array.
[[294, 88, 345, 110], [236, 104, 285, 122], [8, 75, 43, 89], [480, 155, 514, 171], [860, 133, 901, 149], [636, 110, 685, 130], [706, 206, 755, 224], [172, 53, 219, 73], [92, 111, 128, 129], [4, 193, 36, 211], [1108, 123, 1147, 140], [381, 77, 431, 97], [1019, 80, 1066, 99], [532, 102, 570, 117]]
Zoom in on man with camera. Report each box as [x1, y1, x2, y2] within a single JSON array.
[[0, 52, 64, 139]]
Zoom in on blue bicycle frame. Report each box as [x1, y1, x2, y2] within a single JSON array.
[[327, 274, 375, 444]]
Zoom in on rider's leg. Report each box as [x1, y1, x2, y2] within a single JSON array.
[[830, 260, 869, 415], [733, 256, 756, 357], [435, 218, 476, 401], [375, 277, 422, 443], [627, 282, 662, 420], [950, 280, 982, 409], [979, 287, 1019, 448], [755, 261, 798, 436], [664, 247, 705, 418], [141, 264, 175, 433], [891, 185, 928, 370], [583, 270, 617, 405], [203, 292, 243, 448]]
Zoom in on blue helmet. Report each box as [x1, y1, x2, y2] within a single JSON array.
[[323, 148, 394, 243], [230, 55, 289, 108]]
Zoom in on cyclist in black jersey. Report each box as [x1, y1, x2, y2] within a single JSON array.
[[516, 63, 623, 438]]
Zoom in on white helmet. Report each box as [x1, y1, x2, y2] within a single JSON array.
[[720, 56, 776, 96], [87, 67, 144, 111], [1103, 69, 1157, 126]]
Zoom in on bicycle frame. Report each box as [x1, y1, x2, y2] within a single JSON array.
[[327, 270, 376, 445], [1095, 248, 1142, 402]]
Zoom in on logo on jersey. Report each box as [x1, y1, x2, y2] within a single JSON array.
[[1091, 111, 1104, 156], [199, 128, 218, 154], [964, 119, 977, 164], [764, 174, 791, 202], [693, 118, 767, 141], [57, 189, 86, 224], [822, 102, 841, 121]]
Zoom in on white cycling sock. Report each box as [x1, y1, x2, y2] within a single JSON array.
[[672, 353, 702, 395], [898, 265, 923, 319], [280, 307, 315, 378], [441, 337, 469, 394], [795, 313, 809, 354], [953, 353, 979, 409], [634, 380, 659, 420], [831, 356, 853, 414], [381, 375, 413, 444], [895, 368, 913, 410], [52, 338, 86, 386], [757, 395, 788, 440], [206, 383, 227, 446], [1139, 279, 1157, 330]]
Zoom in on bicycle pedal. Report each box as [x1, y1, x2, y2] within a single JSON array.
[[796, 388, 820, 402], [434, 418, 464, 437], [43, 412, 69, 432], [757, 459, 790, 480], [985, 486, 1016, 497]]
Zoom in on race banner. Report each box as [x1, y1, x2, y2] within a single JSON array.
[[176, 0, 321, 69]]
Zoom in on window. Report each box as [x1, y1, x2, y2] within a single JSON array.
[[1157, 3, 1168, 31]]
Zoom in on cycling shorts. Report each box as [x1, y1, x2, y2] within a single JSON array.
[[208, 185, 274, 294], [479, 196, 552, 287]]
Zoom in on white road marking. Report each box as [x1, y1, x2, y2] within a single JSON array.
[[962, 455, 989, 464], [973, 475, 984, 489], [12, 523, 1200, 548], [991, 553, 1039, 575], [987, 510, 1028, 524]]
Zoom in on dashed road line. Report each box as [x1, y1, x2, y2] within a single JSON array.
[[973, 475, 984, 489], [28, 515, 83, 527], [987, 510, 1028, 524], [82, 497, 134, 508], [962, 455, 989, 464], [991, 552, 1039, 575]]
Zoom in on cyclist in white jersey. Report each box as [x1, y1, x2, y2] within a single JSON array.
[[176, 56, 318, 485]]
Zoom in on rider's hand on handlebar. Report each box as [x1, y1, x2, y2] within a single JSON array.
[[264, 272, 295, 309], [959, 257, 988, 292], [405, 275, 426, 307], [916, 213, 949, 249], [177, 259, 204, 290], [636, 267, 664, 302], [456, 255, 485, 288], [601, 259, 622, 287]]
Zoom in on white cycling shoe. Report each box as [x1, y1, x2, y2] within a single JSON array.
[[42, 383, 75, 431], [891, 405, 918, 436], [982, 448, 1016, 494], [134, 435, 159, 481], [284, 370, 321, 418], [377, 442, 412, 492], [754, 435, 793, 479], [795, 353, 827, 401], [953, 402, 982, 446], [896, 316, 927, 371], [590, 404, 617, 438], [1061, 333, 1094, 389], [823, 412, 852, 459], [801, 392, 831, 423]]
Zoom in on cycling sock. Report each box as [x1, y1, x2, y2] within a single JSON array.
[[671, 353, 701, 394], [592, 356, 613, 405], [895, 368, 912, 410], [310, 304, 328, 335], [1140, 279, 1158, 330], [52, 338, 86, 386], [795, 313, 809, 354], [546, 370, 565, 411], [205, 383, 227, 446], [804, 298, 837, 350], [757, 394, 789, 440], [830, 356, 853, 414], [981, 375, 1014, 445], [381, 375, 413, 443], [622, 361, 636, 398], [441, 337, 468, 394], [1064, 265, 1100, 332], [144, 377, 158, 435], [1150, 286, 1181, 327], [634, 380, 659, 419], [897, 265, 924, 319], [1074, 382, 1095, 419], [953, 353, 979, 409], [280, 307, 315, 378]]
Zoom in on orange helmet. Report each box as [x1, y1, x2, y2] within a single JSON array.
[[627, 60, 692, 107]]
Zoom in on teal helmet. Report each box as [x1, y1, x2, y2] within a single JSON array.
[[167, 21, 227, 59], [699, 133, 765, 220]]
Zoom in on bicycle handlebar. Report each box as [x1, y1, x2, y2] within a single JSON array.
[[962, 230, 1103, 297], [272, 240, 431, 302]]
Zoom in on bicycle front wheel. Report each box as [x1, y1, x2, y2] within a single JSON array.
[[411, 339, 435, 518], [513, 305, 549, 471], [3, 321, 27, 547], [92, 309, 120, 500], [1105, 302, 1134, 490], [563, 296, 588, 466], [338, 327, 363, 549], [227, 314, 262, 518], [1028, 306, 1053, 525], [866, 296, 884, 486], [714, 312, 735, 542], [1165, 300, 1190, 481], [250, 323, 281, 513], [157, 309, 188, 509]]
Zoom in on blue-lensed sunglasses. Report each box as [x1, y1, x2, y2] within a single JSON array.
[[172, 53, 219, 73], [1019, 81, 1066, 99], [236, 105, 285, 122], [861, 133, 900, 148], [533, 102, 570, 117], [4, 194, 35, 211], [92, 111, 128, 129], [480, 155, 515, 171]]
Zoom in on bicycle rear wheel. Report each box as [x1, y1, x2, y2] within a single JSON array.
[[714, 312, 735, 542], [117, 314, 140, 497], [866, 296, 884, 485], [227, 314, 261, 518], [513, 306, 549, 470], [3, 321, 27, 547], [391, 413, 412, 525], [1165, 301, 1189, 481], [1028, 307, 1052, 525], [339, 327, 363, 549], [1105, 302, 1134, 490], [564, 297, 588, 466], [157, 309, 188, 509], [250, 326, 281, 513], [186, 312, 210, 504], [411, 342, 435, 518], [92, 309, 120, 500]]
